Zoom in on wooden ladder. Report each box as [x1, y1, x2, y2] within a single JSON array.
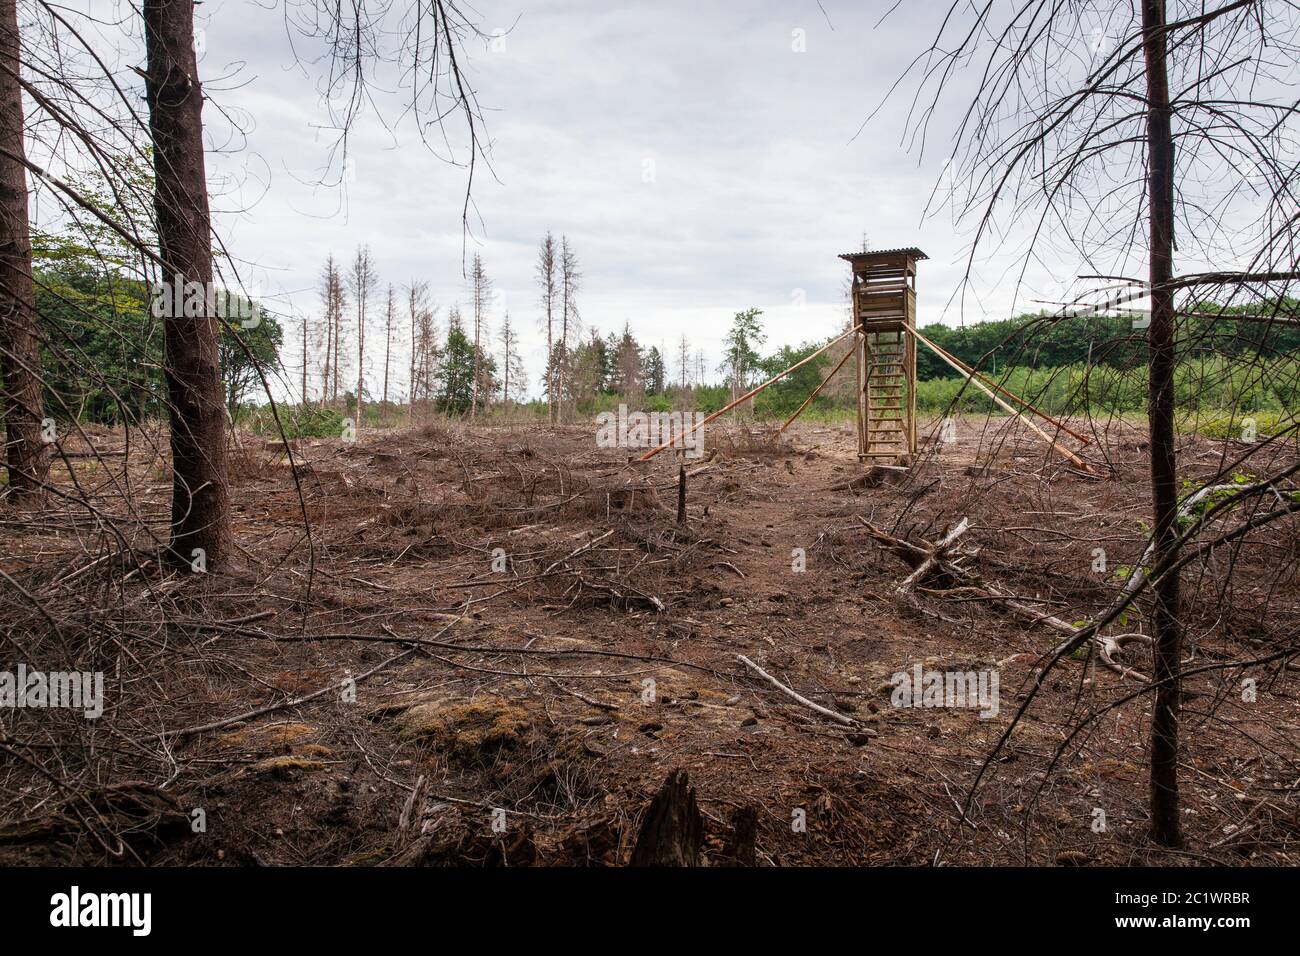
[[863, 331, 908, 458]]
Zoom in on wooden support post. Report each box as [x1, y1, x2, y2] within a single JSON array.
[[907, 319, 918, 455], [855, 329, 868, 456]]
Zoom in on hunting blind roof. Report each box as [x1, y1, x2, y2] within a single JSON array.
[[838, 247, 929, 263]]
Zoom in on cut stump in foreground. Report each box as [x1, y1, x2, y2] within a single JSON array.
[[630, 768, 703, 867]]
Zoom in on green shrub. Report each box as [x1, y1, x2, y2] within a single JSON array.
[[247, 404, 346, 439]]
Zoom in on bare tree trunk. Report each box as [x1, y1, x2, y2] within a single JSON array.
[[501, 315, 510, 405], [557, 294, 567, 422], [320, 320, 330, 406], [382, 285, 393, 408], [320, 263, 331, 407], [0, 0, 48, 498], [407, 282, 417, 421], [537, 234, 555, 424], [330, 262, 341, 404], [558, 236, 579, 423], [300, 313, 308, 405], [469, 254, 488, 422], [350, 245, 373, 431], [355, 294, 365, 429], [331, 303, 339, 402], [545, 322, 553, 421], [144, 0, 229, 569], [1141, 0, 1183, 849]]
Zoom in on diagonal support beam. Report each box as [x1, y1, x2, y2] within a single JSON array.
[[638, 327, 856, 461], [778, 344, 855, 434], [907, 326, 1096, 475]]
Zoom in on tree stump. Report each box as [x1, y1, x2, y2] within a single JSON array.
[[629, 768, 703, 867], [719, 805, 758, 867]]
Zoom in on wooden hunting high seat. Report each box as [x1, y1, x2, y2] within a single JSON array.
[[839, 247, 927, 462]]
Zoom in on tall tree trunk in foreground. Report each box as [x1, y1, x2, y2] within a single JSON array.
[[0, 0, 48, 498], [1141, 0, 1183, 849], [144, 0, 229, 568]]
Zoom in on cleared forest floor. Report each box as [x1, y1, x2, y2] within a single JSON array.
[[2, 416, 1298, 865]]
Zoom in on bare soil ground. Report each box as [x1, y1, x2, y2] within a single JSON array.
[[2, 416, 1298, 866]]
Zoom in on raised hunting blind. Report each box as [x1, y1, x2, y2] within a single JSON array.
[[639, 242, 1091, 474], [841, 247, 927, 462]]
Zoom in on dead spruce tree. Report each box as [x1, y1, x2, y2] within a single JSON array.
[[319, 254, 347, 404], [536, 231, 557, 422], [144, 0, 229, 569], [558, 234, 581, 421], [381, 284, 395, 407], [498, 309, 525, 407], [887, 0, 1299, 848], [469, 252, 489, 421], [349, 244, 376, 429], [0, 0, 48, 498], [406, 279, 434, 417]]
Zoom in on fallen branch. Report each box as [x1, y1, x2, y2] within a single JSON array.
[[136, 615, 466, 742], [868, 522, 1151, 679], [548, 678, 621, 711], [897, 517, 970, 594], [737, 654, 856, 726]]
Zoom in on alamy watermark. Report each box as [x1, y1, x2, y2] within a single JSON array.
[[150, 273, 261, 329], [0, 664, 104, 719], [889, 663, 1000, 719], [50, 886, 150, 936], [595, 403, 707, 458]]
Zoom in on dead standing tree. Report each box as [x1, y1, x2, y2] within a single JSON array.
[[319, 254, 347, 405], [0, 0, 47, 499], [349, 244, 376, 429], [536, 231, 557, 422], [1138, 0, 1183, 850], [381, 283, 395, 407], [144, 0, 229, 569], [558, 234, 580, 421], [498, 308, 525, 407], [885, 0, 1300, 847], [468, 252, 489, 421], [300, 310, 309, 405], [406, 279, 435, 416]]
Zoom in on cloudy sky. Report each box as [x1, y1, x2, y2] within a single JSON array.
[[193, 0, 1069, 399], [39, 1, 1105, 400]]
